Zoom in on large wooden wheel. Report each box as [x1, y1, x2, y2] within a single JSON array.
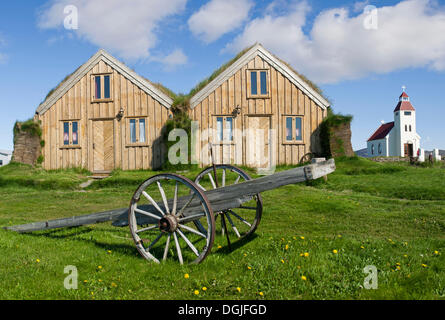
[[194, 165, 263, 243], [128, 174, 215, 264], [300, 152, 314, 165]]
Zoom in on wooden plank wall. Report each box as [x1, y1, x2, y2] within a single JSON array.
[[190, 55, 327, 166], [39, 60, 169, 171]]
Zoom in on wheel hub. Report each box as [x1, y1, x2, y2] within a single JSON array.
[[159, 215, 179, 233]]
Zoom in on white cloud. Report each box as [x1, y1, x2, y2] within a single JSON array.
[[188, 0, 254, 43], [152, 48, 188, 71], [38, 0, 187, 60], [225, 0, 445, 84]]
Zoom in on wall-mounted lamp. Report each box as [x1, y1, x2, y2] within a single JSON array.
[[116, 107, 125, 121], [232, 105, 241, 118]]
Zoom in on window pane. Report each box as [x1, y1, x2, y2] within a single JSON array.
[[139, 119, 146, 143], [95, 76, 101, 99], [260, 71, 267, 95], [286, 117, 292, 141], [216, 117, 223, 141], [404, 111, 411, 115], [63, 122, 70, 145], [226, 117, 233, 141], [130, 119, 136, 143], [104, 75, 110, 99], [250, 72, 257, 95], [295, 117, 302, 141], [72, 122, 78, 145]]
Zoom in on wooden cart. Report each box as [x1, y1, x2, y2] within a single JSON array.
[[5, 159, 336, 264]]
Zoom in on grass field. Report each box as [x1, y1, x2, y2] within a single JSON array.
[[0, 158, 444, 300]]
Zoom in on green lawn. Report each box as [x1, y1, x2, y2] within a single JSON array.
[[0, 158, 444, 300]]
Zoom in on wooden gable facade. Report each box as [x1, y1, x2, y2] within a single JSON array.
[[189, 44, 330, 168], [36, 50, 173, 172]]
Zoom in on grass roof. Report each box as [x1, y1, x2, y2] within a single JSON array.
[[38, 45, 329, 113], [187, 43, 330, 105]]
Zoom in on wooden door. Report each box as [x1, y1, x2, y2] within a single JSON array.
[[93, 120, 115, 172], [245, 116, 271, 168], [404, 143, 413, 157]]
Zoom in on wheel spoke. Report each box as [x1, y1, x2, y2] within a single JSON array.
[[178, 212, 205, 223], [135, 207, 162, 221], [142, 191, 165, 216], [234, 175, 241, 185], [226, 212, 241, 238], [196, 182, 206, 191], [147, 232, 163, 251], [228, 209, 252, 227], [173, 232, 183, 265], [177, 229, 200, 257], [222, 169, 226, 187], [136, 225, 157, 233], [157, 181, 170, 214], [176, 193, 196, 217], [163, 233, 171, 261], [208, 173, 217, 189], [179, 224, 207, 238], [171, 182, 178, 215]]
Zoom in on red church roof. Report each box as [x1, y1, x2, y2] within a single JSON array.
[[394, 92, 415, 112], [400, 92, 409, 98], [368, 122, 394, 141], [394, 101, 415, 112]]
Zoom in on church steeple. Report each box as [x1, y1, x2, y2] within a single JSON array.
[[394, 87, 415, 112]]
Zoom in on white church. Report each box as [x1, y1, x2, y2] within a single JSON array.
[[367, 89, 421, 157]]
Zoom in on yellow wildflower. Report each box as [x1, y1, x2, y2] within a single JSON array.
[[111, 282, 117, 288], [236, 287, 241, 293], [281, 259, 285, 264], [434, 250, 440, 255], [304, 252, 309, 257], [300, 236, 305, 240], [333, 249, 338, 254], [259, 292, 264, 296], [422, 264, 428, 268], [285, 244, 289, 250], [301, 275, 307, 281], [184, 273, 190, 279], [194, 290, 199, 295], [202, 287, 207, 291], [36, 259, 40, 263]]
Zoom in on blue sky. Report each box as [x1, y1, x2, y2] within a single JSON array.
[[0, 0, 444, 152]]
